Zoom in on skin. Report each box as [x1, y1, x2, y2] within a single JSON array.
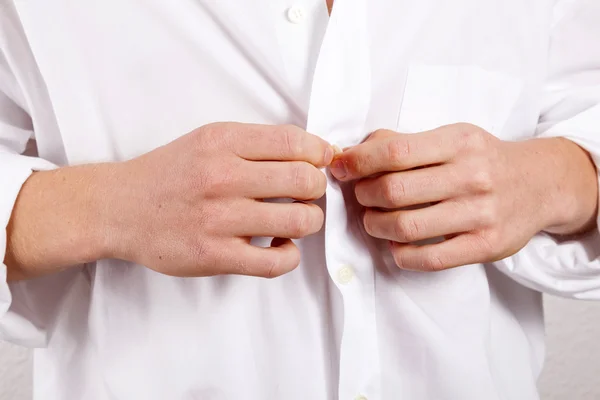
[[330, 124, 599, 272], [6, 123, 335, 280]]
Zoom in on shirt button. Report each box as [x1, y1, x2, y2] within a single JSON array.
[[355, 396, 368, 400], [287, 5, 306, 24], [336, 265, 355, 285]]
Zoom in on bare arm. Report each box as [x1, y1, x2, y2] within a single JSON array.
[[523, 137, 598, 237], [5, 164, 116, 281]]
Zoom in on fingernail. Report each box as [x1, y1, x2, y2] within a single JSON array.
[[330, 160, 347, 179], [324, 146, 334, 165]]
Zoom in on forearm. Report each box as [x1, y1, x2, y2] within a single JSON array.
[[4, 163, 118, 281], [491, 137, 600, 299], [524, 137, 599, 236]]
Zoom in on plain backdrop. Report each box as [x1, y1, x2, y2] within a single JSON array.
[[0, 295, 599, 399]]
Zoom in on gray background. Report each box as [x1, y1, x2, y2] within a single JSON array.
[[0, 295, 599, 399]]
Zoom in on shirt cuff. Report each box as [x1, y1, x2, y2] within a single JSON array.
[[0, 152, 56, 346], [495, 104, 600, 299]]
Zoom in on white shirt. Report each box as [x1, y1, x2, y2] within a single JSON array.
[[1, 1, 600, 399]]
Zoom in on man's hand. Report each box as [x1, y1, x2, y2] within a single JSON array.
[[105, 123, 335, 278], [6, 123, 334, 280], [329, 123, 598, 272]]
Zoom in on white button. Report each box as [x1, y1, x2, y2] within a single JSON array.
[[287, 5, 306, 24], [355, 396, 368, 400], [336, 265, 355, 285]]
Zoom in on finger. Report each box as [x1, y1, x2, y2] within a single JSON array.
[[355, 164, 467, 208], [240, 161, 327, 200], [389, 232, 494, 271], [363, 201, 481, 243], [225, 123, 334, 167], [330, 127, 460, 181], [220, 238, 301, 278], [231, 201, 325, 239]]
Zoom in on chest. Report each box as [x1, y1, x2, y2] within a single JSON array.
[[14, 0, 553, 164]]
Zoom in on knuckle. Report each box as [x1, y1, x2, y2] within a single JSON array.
[[287, 206, 312, 237], [370, 129, 394, 140], [394, 214, 421, 242], [421, 252, 445, 272], [201, 122, 229, 145], [200, 122, 222, 136], [457, 124, 489, 152], [387, 138, 411, 166], [293, 163, 317, 195], [280, 125, 304, 158], [469, 168, 494, 193], [382, 176, 405, 207], [453, 122, 478, 132], [478, 200, 499, 227]]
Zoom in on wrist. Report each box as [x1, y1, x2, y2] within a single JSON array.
[[38, 164, 122, 264], [521, 137, 598, 236], [6, 164, 118, 279], [85, 161, 133, 262]]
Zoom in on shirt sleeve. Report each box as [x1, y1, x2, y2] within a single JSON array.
[[0, 18, 78, 346], [494, 0, 600, 300]]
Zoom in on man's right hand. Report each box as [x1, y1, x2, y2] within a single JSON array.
[[5, 123, 333, 281], [105, 122, 333, 278]]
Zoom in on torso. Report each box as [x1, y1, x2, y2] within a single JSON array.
[[3, 1, 555, 399]]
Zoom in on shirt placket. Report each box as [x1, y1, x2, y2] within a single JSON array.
[[305, 0, 381, 399], [273, 0, 329, 116]]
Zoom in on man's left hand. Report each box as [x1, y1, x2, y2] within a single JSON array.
[[329, 123, 598, 272]]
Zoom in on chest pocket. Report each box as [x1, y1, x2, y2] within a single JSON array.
[[397, 64, 522, 136], [383, 64, 522, 301]]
